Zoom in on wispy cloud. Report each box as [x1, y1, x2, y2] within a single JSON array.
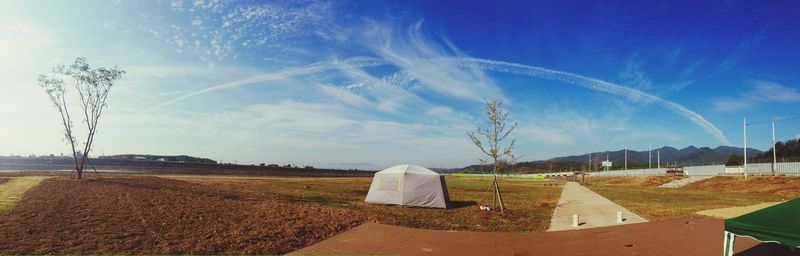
[[137, 0, 334, 65], [150, 19, 732, 146], [619, 54, 654, 91], [713, 80, 800, 112], [450, 57, 733, 146], [713, 28, 766, 76], [359, 20, 502, 102]]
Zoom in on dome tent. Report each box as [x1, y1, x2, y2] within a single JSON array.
[[365, 164, 451, 208]]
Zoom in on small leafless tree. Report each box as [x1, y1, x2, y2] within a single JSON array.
[[468, 99, 519, 212], [39, 57, 125, 179]]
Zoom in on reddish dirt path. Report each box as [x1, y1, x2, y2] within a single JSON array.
[[0, 176, 365, 255], [295, 217, 795, 256]]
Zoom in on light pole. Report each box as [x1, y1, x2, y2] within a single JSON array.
[[743, 118, 748, 178], [772, 121, 777, 175]]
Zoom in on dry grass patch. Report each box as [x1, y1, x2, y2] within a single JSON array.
[[0, 176, 50, 212], [168, 175, 564, 232], [684, 176, 800, 197], [696, 202, 783, 219], [588, 184, 788, 221]]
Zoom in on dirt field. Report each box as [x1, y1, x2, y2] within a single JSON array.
[[0, 178, 8, 185], [167, 175, 564, 232], [0, 176, 365, 254], [685, 176, 800, 197]]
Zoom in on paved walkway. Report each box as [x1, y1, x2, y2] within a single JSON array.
[[548, 182, 647, 231], [292, 217, 778, 256]]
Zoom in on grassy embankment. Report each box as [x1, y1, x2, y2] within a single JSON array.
[[0, 176, 51, 212], [167, 175, 565, 232], [585, 176, 791, 221]]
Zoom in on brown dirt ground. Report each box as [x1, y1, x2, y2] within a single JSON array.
[[685, 176, 800, 197], [587, 175, 684, 186], [0, 176, 365, 255], [294, 216, 795, 256], [0, 178, 8, 185]]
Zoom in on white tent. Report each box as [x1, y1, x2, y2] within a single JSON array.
[[365, 164, 451, 208]]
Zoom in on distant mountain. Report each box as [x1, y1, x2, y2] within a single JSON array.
[[550, 146, 763, 166], [99, 154, 217, 164], [321, 162, 382, 171]]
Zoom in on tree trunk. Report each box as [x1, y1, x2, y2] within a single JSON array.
[[495, 179, 505, 213], [76, 161, 84, 180]]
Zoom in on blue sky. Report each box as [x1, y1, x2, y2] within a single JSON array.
[[1, 0, 799, 169]]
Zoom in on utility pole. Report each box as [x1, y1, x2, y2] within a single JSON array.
[[649, 144, 652, 169], [657, 149, 660, 168], [624, 147, 628, 170], [772, 121, 777, 175], [588, 155, 591, 173], [743, 118, 748, 178]]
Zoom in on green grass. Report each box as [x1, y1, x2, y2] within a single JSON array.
[[588, 184, 788, 221], [451, 173, 547, 180], [0, 176, 51, 212]]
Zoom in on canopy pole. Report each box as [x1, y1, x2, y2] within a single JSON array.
[[723, 231, 736, 256]]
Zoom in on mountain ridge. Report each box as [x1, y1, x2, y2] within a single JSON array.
[[550, 145, 762, 167]]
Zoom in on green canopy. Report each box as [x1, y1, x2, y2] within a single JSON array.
[[723, 198, 800, 256]]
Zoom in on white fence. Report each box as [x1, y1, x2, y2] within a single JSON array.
[[589, 168, 666, 176], [589, 162, 800, 177], [726, 162, 800, 176]]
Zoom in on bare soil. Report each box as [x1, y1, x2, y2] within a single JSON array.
[[685, 176, 800, 197], [0, 176, 365, 255], [0, 178, 8, 185]]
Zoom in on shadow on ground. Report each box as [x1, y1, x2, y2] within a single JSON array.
[[448, 200, 477, 209], [736, 243, 798, 256]]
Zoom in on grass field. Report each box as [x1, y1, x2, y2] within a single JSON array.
[[0, 176, 50, 212], [585, 176, 790, 221], [167, 175, 565, 232], [451, 173, 547, 180]]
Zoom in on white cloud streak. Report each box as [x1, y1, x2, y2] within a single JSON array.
[[714, 80, 800, 112], [152, 55, 732, 146], [360, 21, 502, 102], [448, 57, 733, 146]]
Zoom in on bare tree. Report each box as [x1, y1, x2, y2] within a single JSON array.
[[468, 99, 519, 212], [39, 57, 125, 179]]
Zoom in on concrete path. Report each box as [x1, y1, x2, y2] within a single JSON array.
[[548, 182, 646, 231], [659, 176, 713, 188]]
